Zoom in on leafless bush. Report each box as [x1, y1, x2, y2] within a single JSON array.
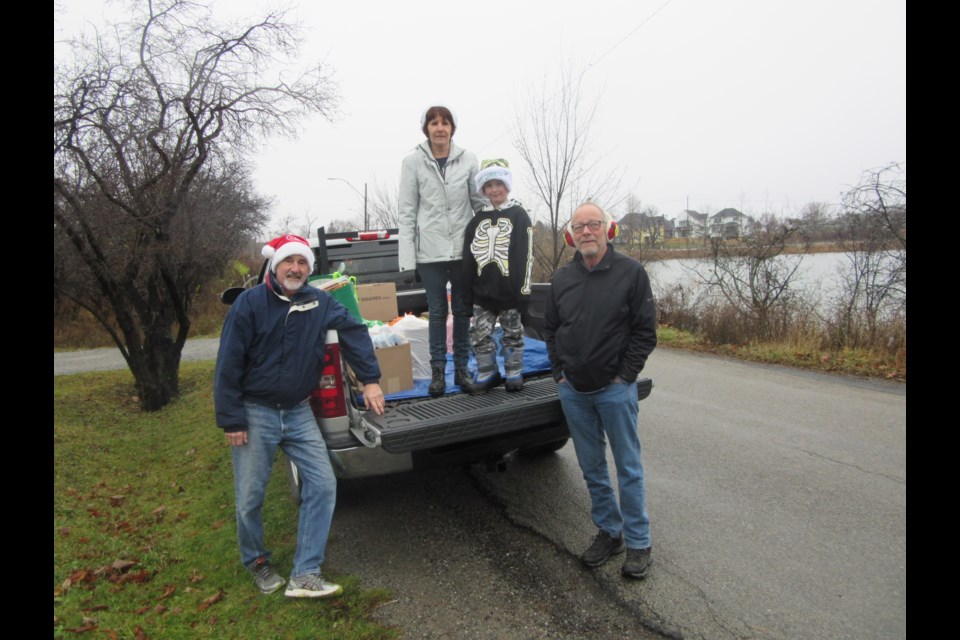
[[654, 283, 703, 334]]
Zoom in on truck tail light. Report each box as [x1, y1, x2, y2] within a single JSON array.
[[311, 342, 347, 419]]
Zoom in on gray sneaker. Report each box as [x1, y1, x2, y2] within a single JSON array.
[[284, 573, 343, 599], [581, 529, 625, 567], [621, 547, 652, 579], [249, 557, 285, 594]]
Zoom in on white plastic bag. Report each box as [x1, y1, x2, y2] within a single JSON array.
[[389, 314, 431, 379], [366, 323, 403, 349]]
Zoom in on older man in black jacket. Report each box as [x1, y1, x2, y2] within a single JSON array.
[[544, 202, 657, 579]]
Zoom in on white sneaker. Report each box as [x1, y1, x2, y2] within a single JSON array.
[[284, 573, 343, 598]]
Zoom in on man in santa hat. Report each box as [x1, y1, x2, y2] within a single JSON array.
[[215, 233, 384, 598]]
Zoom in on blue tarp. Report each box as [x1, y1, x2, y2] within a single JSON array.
[[359, 329, 552, 401]]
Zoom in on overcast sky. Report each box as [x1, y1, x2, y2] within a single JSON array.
[[56, 0, 906, 232]]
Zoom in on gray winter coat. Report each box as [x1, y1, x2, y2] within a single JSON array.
[[398, 141, 485, 272]]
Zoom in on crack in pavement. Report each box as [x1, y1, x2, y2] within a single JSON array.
[[793, 447, 905, 485]]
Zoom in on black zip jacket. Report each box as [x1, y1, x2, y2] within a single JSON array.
[[544, 245, 657, 392]]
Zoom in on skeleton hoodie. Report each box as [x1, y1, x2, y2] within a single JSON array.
[[461, 198, 534, 313]]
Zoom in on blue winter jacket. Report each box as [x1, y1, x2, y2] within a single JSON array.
[[214, 275, 381, 432]]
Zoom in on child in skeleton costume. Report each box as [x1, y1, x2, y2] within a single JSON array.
[[461, 159, 534, 393]]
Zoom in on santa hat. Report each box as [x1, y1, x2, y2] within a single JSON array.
[[261, 234, 315, 273], [475, 158, 512, 193]]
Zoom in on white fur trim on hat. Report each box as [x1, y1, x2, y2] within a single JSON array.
[[475, 165, 513, 194], [262, 234, 315, 273]]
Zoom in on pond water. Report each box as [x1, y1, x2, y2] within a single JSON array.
[[644, 251, 905, 312]]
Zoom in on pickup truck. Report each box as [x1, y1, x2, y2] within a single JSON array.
[[223, 227, 653, 489]]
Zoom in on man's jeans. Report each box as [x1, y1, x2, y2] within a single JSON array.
[[232, 399, 337, 578], [558, 379, 651, 550], [418, 260, 470, 369]]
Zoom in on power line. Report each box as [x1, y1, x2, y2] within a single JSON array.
[[479, 0, 675, 154]]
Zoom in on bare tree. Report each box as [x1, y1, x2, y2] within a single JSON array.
[[513, 65, 624, 277], [54, 0, 339, 410], [367, 180, 401, 229], [269, 211, 322, 240], [692, 214, 810, 340], [324, 216, 364, 234], [831, 163, 906, 348], [616, 200, 663, 266]]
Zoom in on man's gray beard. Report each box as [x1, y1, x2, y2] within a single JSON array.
[[283, 276, 304, 292]]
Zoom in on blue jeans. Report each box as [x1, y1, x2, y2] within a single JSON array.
[[232, 399, 337, 578], [557, 379, 651, 549], [417, 260, 470, 369]]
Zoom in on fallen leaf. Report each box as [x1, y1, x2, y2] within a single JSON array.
[[69, 569, 95, 584], [159, 584, 176, 600], [134, 625, 148, 640], [211, 520, 225, 530], [133, 606, 150, 615], [176, 512, 189, 521], [60, 527, 71, 537], [188, 573, 204, 583], [87, 508, 105, 518], [79, 537, 90, 543], [115, 569, 151, 585], [82, 616, 98, 625], [111, 560, 137, 572], [81, 604, 109, 613], [197, 590, 224, 611], [66, 623, 97, 633], [154, 604, 167, 614], [109, 495, 126, 506]]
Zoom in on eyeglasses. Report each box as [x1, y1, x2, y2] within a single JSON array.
[[571, 220, 604, 233]]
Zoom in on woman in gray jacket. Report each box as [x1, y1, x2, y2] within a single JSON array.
[[399, 105, 484, 396]]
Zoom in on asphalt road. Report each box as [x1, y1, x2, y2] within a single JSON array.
[[55, 342, 906, 639], [54, 338, 222, 375]]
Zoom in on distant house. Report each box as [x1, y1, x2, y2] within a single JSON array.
[[674, 210, 709, 239], [708, 208, 754, 238], [616, 211, 672, 245]]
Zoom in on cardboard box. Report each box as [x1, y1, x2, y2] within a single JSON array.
[[373, 342, 414, 395], [357, 283, 399, 322]]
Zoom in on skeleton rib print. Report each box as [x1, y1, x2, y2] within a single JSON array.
[[470, 217, 514, 276]]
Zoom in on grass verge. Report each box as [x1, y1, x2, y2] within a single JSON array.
[[656, 325, 906, 381], [54, 361, 398, 639]]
